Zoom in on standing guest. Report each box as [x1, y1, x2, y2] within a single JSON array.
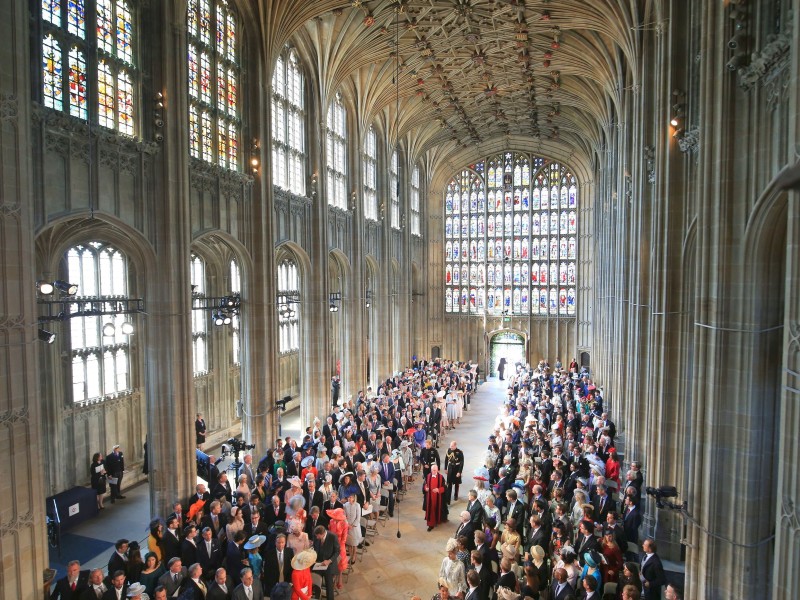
[[263, 533, 294, 594], [107, 539, 130, 580], [138, 553, 165, 596], [49, 560, 89, 600], [665, 583, 683, 600], [225, 531, 248, 588], [101, 571, 127, 600], [343, 493, 363, 566], [431, 579, 452, 600], [80, 568, 106, 600], [157, 557, 187, 597], [581, 550, 603, 590], [90, 453, 108, 510], [498, 358, 507, 381], [126, 541, 145, 583], [105, 445, 125, 502], [312, 525, 341, 600], [162, 516, 183, 562], [242, 535, 265, 580], [195, 413, 207, 450], [444, 441, 464, 504], [639, 538, 666, 600], [185, 563, 208, 598], [181, 525, 199, 567], [617, 562, 642, 600], [600, 529, 624, 585], [289, 548, 317, 600], [147, 520, 164, 562], [206, 568, 231, 600], [550, 567, 574, 600], [438, 538, 467, 597], [423, 464, 448, 532], [197, 527, 222, 581], [622, 496, 642, 550], [232, 567, 262, 600]]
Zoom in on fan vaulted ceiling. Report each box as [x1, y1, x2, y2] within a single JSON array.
[[257, 0, 654, 167]]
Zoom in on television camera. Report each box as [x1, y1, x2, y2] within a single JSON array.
[[221, 437, 255, 475], [646, 485, 686, 510]]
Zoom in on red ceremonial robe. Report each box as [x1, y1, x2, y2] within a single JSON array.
[[424, 472, 446, 528]]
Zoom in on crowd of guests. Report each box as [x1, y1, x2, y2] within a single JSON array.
[[51, 359, 478, 600], [424, 359, 684, 600]]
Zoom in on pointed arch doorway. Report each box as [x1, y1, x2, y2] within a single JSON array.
[[487, 330, 527, 378]]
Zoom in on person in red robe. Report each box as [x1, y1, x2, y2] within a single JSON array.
[[423, 464, 448, 531]]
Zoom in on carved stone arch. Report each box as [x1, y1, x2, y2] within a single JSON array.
[[192, 231, 254, 297], [364, 255, 380, 385], [35, 215, 157, 294]]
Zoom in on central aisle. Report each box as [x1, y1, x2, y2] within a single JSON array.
[[336, 378, 505, 600]]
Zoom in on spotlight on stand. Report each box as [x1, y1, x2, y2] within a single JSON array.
[[37, 281, 55, 295], [54, 280, 79, 296], [38, 328, 56, 344], [121, 321, 135, 335], [102, 322, 116, 337], [329, 292, 341, 313], [276, 395, 292, 412], [213, 311, 225, 326]]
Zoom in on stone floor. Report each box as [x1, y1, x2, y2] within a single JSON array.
[[49, 378, 507, 599]]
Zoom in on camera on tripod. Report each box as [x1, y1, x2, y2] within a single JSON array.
[[222, 437, 256, 454], [646, 485, 685, 510]]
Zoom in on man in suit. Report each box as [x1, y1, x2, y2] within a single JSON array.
[[319, 492, 343, 527], [184, 563, 209, 598], [622, 495, 643, 548], [302, 478, 324, 510], [526, 515, 549, 554], [157, 557, 188, 597], [264, 494, 286, 526], [79, 569, 106, 600], [106, 540, 129, 580], [285, 452, 302, 478], [465, 569, 481, 600], [201, 501, 228, 538], [305, 506, 322, 536], [187, 483, 211, 513], [454, 511, 475, 551], [237, 454, 256, 490], [105, 445, 125, 501], [181, 525, 200, 569], [551, 568, 574, 600], [232, 567, 263, 600], [50, 560, 90, 600], [465, 490, 483, 531], [206, 568, 231, 600], [640, 538, 666, 600], [473, 531, 491, 570], [246, 510, 268, 538], [161, 516, 183, 562], [470, 551, 494, 600], [212, 472, 233, 503], [225, 532, 248, 588], [100, 571, 127, 600], [592, 484, 615, 524], [263, 533, 294, 595], [495, 557, 516, 593], [313, 525, 340, 599], [197, 527, 222, 580], [379, 453, 397, 516], [575, 520, 600, 566], [504, 489, 526, 536]]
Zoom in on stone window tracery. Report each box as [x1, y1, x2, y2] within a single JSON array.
[[272, 47, 306, 195], [362, 126, 378, 221], [326, 92, 348, 210]]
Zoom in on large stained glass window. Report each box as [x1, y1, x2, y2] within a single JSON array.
[[362, 126, 378, 221], [444, 152, 577, 317], [38, 0, 137, 133], [272, 47, 306, 195], [67, 242, 132, 404], [187, 0, 240, 170], [410, 165, 421, 237], [326, 93, 347, 210]]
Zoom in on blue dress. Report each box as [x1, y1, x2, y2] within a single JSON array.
[[580, 564, 602, 589], [248, 550, 263, 578]]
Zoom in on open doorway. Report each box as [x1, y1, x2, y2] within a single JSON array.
[[489, 331, 526, 378]]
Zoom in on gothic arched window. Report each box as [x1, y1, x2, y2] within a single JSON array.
[[272, 47, 306, 195], [326, 93, 347, 210], [390, 150, 400, 229], [66, 242, 132, 403], [444, 153, 577, 317], [187, 0, 240, 170], [230, 258, 241, 365], [277, 259, 300, 353], [190, 253, 208, 374], [410, 165, 421, 237], [362, 126, 378, 220], [39, 0, 138, 135]]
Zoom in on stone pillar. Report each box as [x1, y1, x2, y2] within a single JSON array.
[[0, 1, 48, 596]]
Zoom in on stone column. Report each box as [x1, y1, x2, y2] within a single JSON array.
[[0, 1, 48, 596]]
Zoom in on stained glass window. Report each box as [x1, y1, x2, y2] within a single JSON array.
[[39, 1, 137, 133], [187, 0, 240, 170], [67, 243, 132, 404], [272, 47, 306, 195], [362, 127, 377, 220], [390, 150, 400, 229], [191, 254, 208, 375], [444, 153, 577, 317], [277, 259, 300, 354], [326, 93, 347, 210], [410, 165, 421, 236]]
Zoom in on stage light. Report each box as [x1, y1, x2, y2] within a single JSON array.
[[54, 280, 79, 296], [102, 322, 116, 337], [37, 281, 55, 295], [38, 328, 56, 344], [213, 311, 225, 326], [121, 322, 134, 335]]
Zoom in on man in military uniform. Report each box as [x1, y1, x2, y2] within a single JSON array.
[[419, 437, 440, 481], [444, 440, 465, 504]]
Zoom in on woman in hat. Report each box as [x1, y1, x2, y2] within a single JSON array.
[[272, 449, 287, 477], [580, 549, 603, 589], [431, 578, 452, 600], [525, 544, 549, 594], [300, 455, 317, 482], [286, 518, 310, 554], [125, 582, 148, 600], [400, 440, 414, 484], [557, 546, 581, 590], [438, 538, 467, 597], [571, 490, 589, 529], [244, 535, 266, 579], [344, 492, 364, 562], [325, 507, 349, 579], [290, 548, 317, 600], [284, 476, 304, 506], [337, 472, 358, 501], [126, 541, 145, 583], [225, 506, 245, 541]]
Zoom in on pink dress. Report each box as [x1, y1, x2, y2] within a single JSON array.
[[328, 518, 349, 572]]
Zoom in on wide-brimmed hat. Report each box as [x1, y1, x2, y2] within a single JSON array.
[[126, 583, 147, 597], [288, 476, 303, 488], [496, 587, 520, 600], [445, 537, 458, 552], [400, 440, 410, 448], [326, 508, 346, 522], [584, 550, 601, 568], [301, 456, 314, 468], [244, 534, 266, 550], [291, 548, 318, 571]]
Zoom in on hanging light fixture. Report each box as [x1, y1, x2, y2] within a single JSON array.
[[37, 281, 55, 295], [102, 322, 116, 337], [121, 321, 135, 335], [38, 328, 56, 344], [54, 280, 79, 296]]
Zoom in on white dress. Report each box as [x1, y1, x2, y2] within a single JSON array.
[[438, 556, 467, 595]]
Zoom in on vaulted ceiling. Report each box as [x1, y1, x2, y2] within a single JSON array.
[[257, 0, 658, 170]]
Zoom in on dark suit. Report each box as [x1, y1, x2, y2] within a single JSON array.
[[50, 571, 90, 600], [551, 581, 575, 600], [100, 585, 128, 600], [454, 521, 475, 551], [206, 582, 231, 600], [225, 542, 247, 587], [575, 534, 600, 565], [466, 499, 484, 530], [162, 530, 183, 562], [105, 451, 125, 499], [262, 546, 294, 593], [264, 503, 286, 526], [181, 538, 199, 567], [526, 526, 549, 554], [231, 580, 263, 600], [475, 564, 495, 600], [504, 500, 526, 536], [378, 461, 396, 515], [592, 494, 615, 523], [80, 586, 107, 600], [106, 552, 128, 578], [495, 570, 516, 593], [201, 513, 228, 537], [640, 553, 666, 599], [197, 538, 223, 579], [623, 506, 643, 546], [319, 500, 343, 527], [158, 568, 188, 597], [313, 531, 340, 598]]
